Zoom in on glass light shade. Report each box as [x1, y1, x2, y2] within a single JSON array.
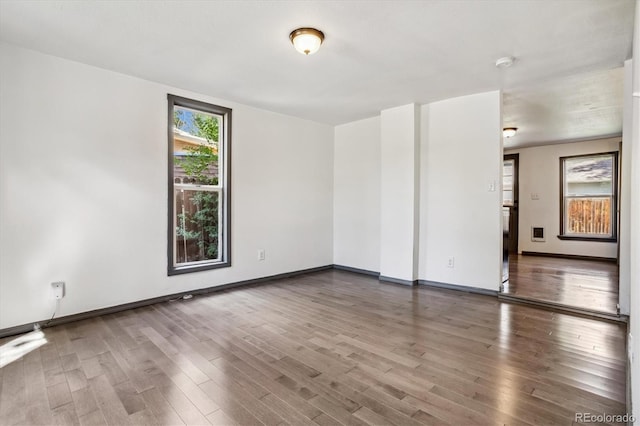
[[290, 28, 324, 55], [503, 127, 517, 138]]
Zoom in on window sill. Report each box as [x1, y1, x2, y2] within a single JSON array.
[[557, 235, 617, 243], [168, 260, 231, 276]]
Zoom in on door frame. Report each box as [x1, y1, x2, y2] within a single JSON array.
[[504, 153, 519, 254]]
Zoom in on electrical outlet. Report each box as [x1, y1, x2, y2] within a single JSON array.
[[258, 249, 265, 261], [51, 281, 65, 299], [447, 257, 455, 268]]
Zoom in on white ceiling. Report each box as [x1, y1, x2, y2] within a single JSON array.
[[503, 66, 625, 148], [0, 0, 635, 147]]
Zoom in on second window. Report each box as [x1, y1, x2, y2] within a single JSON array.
[[559, 151, 617, 241]]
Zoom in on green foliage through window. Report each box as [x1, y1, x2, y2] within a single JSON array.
[[174, 108, 221, 263]]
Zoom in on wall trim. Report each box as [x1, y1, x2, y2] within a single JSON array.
[[521, 251, 617, 263], [0, 265, 333, 339], [333, 264, 380, 276], [418, 280, 498, 296], [379, 275, 418, 286]]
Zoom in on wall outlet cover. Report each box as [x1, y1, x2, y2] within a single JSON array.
[[51, 281, 65, 299]]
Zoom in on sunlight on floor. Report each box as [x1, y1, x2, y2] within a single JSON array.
[[0, 330, 47, 368]]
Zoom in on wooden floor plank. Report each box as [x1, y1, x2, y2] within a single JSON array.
[[504, 255, 619, 314], [88, 374, 131, 425], [139, 387, 185, 426], [78, 408, 107, 426], [0, 356, 26, 425], [0, 269, 628, 425]]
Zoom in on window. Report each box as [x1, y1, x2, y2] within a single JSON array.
[[168, 95, 231, 275], [559, 152, 617, 242], [503, 158, 515, 207]]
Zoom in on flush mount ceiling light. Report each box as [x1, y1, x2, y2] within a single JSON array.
[[503, 127, 518, 138], [289, 27, 324, 55], [495, 56, 516, 69]]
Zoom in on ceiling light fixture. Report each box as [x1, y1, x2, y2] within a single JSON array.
[[495, 56, 515, 69], [289, 27, 324, 55], [503, 127, 518, 138]]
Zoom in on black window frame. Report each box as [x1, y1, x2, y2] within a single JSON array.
[[558, 151, 618, 243], [167, 94, 232, 275]]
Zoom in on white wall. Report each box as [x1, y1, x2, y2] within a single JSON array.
[[380, 104, 420, 282], [620, 59, 633, 316], [0, 43, 334, 330], [505, 138, 620, 259], [420, 91, 503, 291], [333, 117, 380, 272], [629, 0, 640, 420], [333, 91, 503, 292]]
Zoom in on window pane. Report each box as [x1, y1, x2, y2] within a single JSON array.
[[503, 159, 514, 206], [503, 160, 514, 177], [565, 197, 611, 236], [503, 175, 513, 190], [560, 152, 616, 240], [175, 189, 221, 265], [168, 95, 231, 275], [564, 154, 613, 196], [503, 190, 513, 206], [173, 106, 220, 185]]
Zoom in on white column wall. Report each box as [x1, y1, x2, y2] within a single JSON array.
[[333, 117, 381, 272], [379, 104, 420, 282], [620, 60, 633, 316], [419, 92, 503, 291], [629, 0, 640, 419], [333, 92, 503, 292]]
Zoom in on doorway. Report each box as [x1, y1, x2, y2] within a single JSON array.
[[503, 154, 519, 254], [499, 149, 620, 317], [499, 67, 624, 318], [502, 154, 518, 283]]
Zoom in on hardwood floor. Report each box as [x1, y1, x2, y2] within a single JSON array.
[[0, 270, 627, 425], [503, 255, 619, 314]]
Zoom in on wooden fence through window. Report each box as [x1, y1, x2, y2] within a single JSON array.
[[567, 198, 611, 235]]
